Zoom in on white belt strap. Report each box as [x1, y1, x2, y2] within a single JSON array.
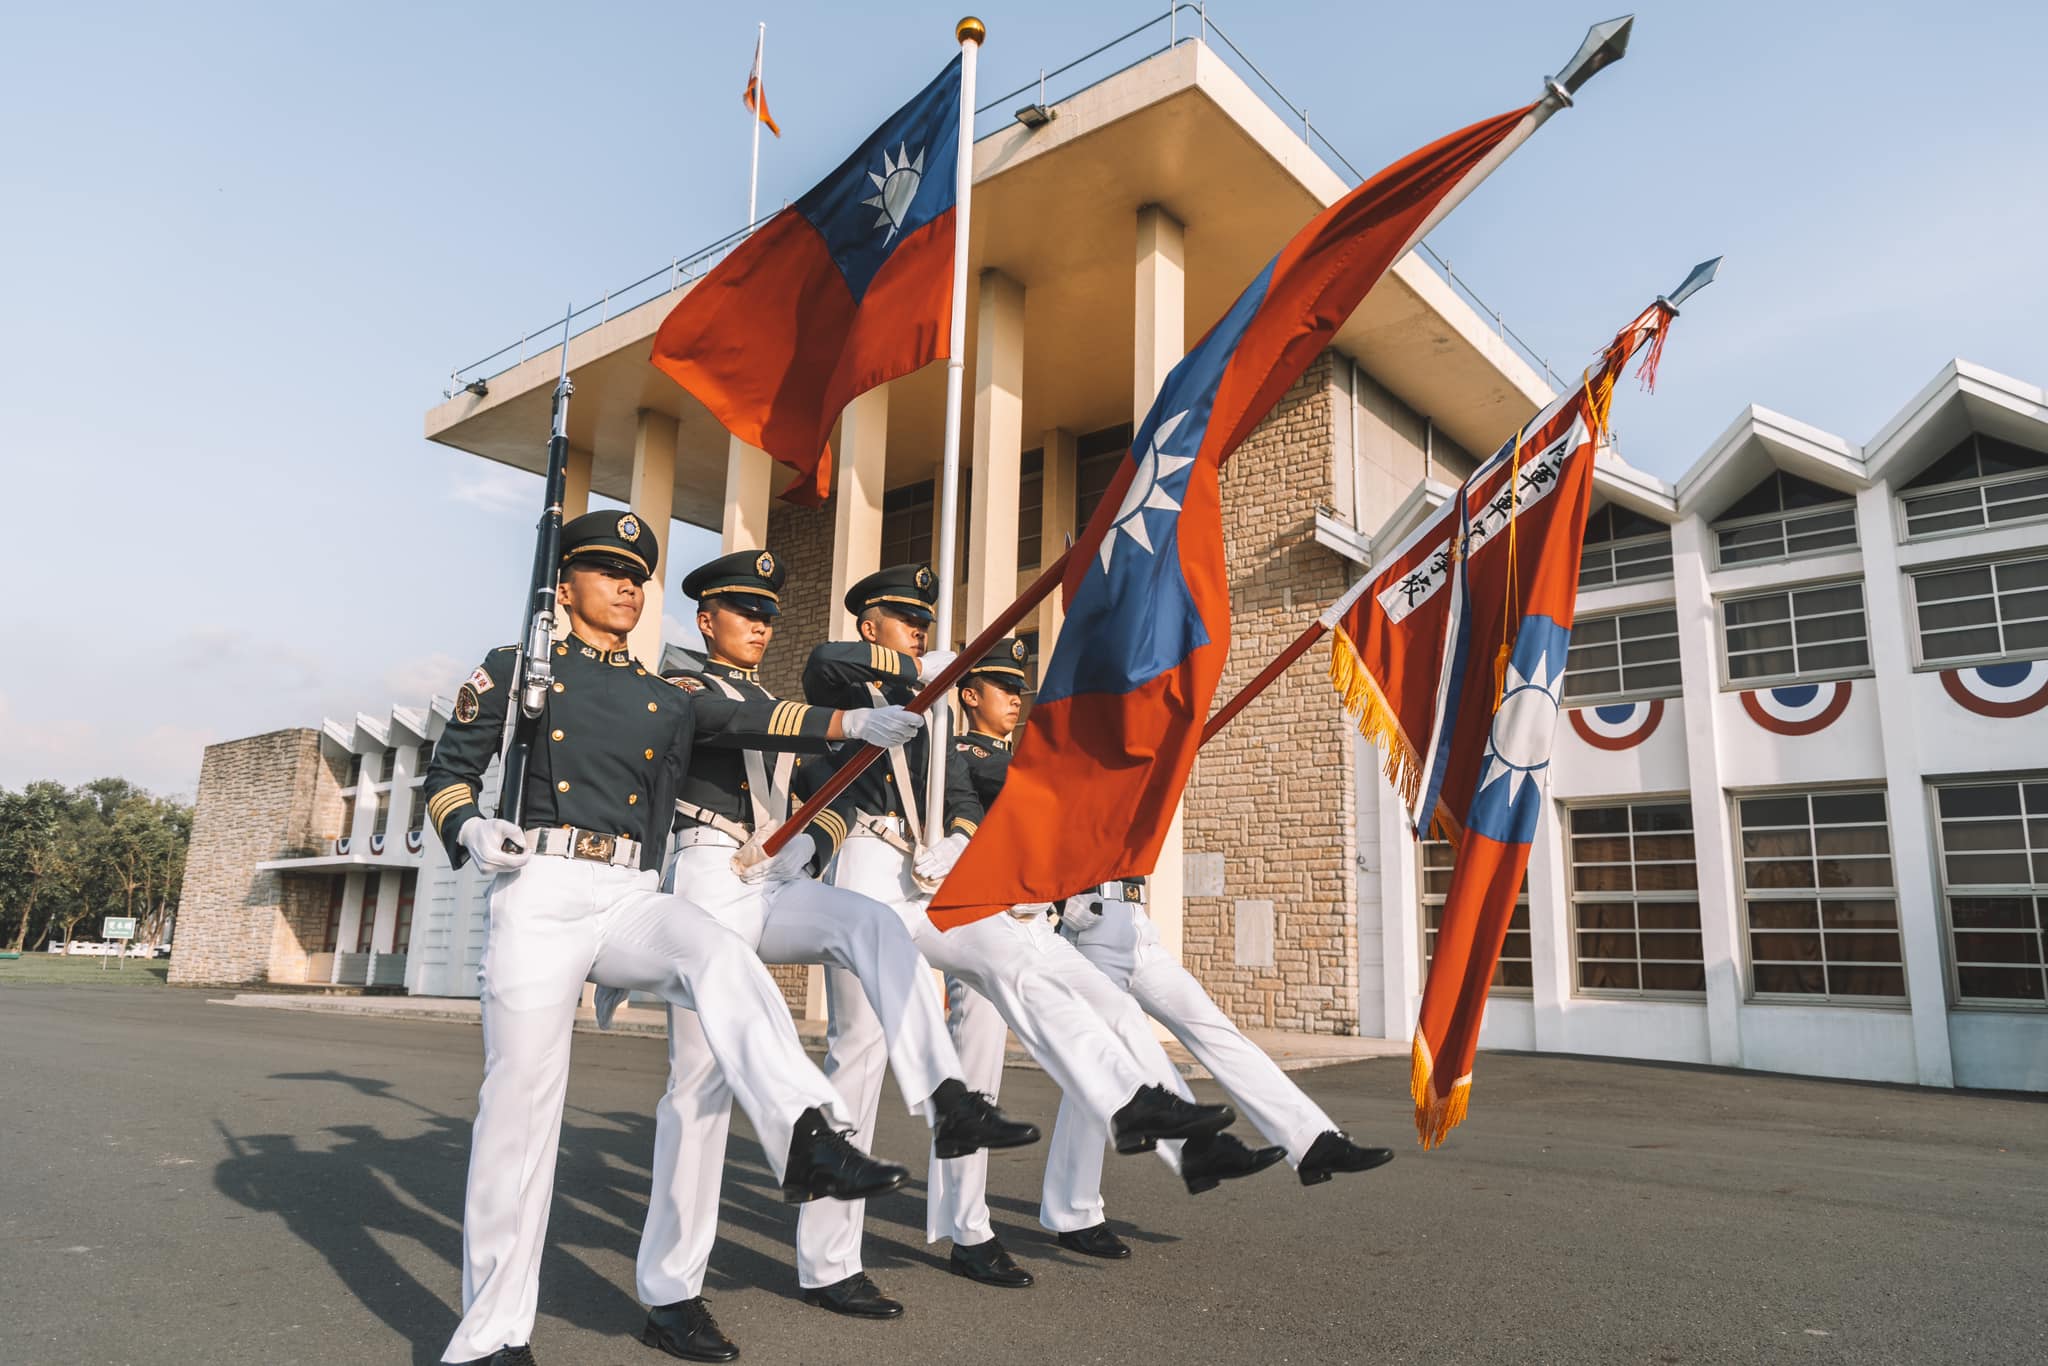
[[673, 799, 752, 845], [526, 827, 641, 867], [703, 674, 796, 827], [864, 682, 923, 848], [850, 810, 916, 856]]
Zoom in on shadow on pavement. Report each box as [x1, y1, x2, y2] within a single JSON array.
[[212, 1068, 1156, 1360]]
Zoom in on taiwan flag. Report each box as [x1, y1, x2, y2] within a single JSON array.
[[927, 101, 1538, 931], [1327, 297, 1684, 1148], [652, 57, 961, 505]]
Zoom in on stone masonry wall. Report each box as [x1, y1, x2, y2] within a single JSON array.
[[1182, 353, 1360, 1033], [169, 728, 326, 986]]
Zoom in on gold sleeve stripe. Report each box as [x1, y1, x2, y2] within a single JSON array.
[[426, 783, 475, 830], [811, 810, 848, 845], [951, 817, 979, 837], [768, 701, 809, 737], [869, 643, 902, 675]]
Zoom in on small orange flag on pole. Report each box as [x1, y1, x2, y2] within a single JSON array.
[[743, 27, 780, 138]]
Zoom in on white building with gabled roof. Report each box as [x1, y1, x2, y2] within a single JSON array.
[[1363, 359, 2048, 1092]]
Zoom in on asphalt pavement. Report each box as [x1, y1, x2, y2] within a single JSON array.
[[1, 984, 2042, 1366]]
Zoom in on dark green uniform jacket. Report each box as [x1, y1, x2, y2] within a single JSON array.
[[667, 661, 852, 863], [799, 640, 977, 839], [424, 635, 834, 873]]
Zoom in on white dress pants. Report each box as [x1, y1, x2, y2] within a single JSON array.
[[634, 838, 961, 1306], [442, 856, 845, 1364], [1039, 897, 1336, 1235], [801, 833, 1176, 1285]]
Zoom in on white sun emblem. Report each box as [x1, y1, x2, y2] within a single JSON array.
[[863, 143, 925, 244], [1475, 645, 1566, 809], [1099, 410, 1196, 571]]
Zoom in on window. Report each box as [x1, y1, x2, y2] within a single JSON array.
[[1723, 582, 1870, 685], [1911, 556, 2048, 667], [1564, 607, 1682, 703], [1933, 780, 2048, 1005], [879, 479, 934, 568], [1421, 838, 1531, 992], [1073, 424, 1134, 534], [1901, 434, 2048, 540], [406, 787, 428, 836], [1566, 802, 1706, 995], [1735, 790, 1904, 1001], [320, 881, 345, 953], [344, 754, 364, 788], [1713, 471, 1858, 567], [393, 872, 418, 956], [1579, 503, 1673, 588], [376, 748, 397, 783], [355, 874, 381, 954], [1018, 449, 1044, 570], [370, 787, 390, 838]]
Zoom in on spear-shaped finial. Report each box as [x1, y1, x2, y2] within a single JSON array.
[[1661, 256, 1722, 313], [1545, 15, 1634, 105]]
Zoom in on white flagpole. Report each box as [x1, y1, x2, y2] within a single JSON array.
[[748, 23, 765, 227], [924, 15, 983, 850]]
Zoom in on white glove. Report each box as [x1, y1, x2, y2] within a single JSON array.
[[741, 832, 816, 885], [459, 817, 531, 874], [917, 648, 959, 685], [915, 831, 970, 882], [842, 704, 925, 748], [592, 985, 628, 1030]]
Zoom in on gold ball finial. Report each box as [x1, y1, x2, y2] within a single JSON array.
[[956, 16, 986, 44]]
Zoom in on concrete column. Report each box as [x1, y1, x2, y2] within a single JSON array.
[[1670, 516, 1746, 1067], [333, 872, 366, 979], [830, 387, 889, 643], [968, 270, 1026, 637], [1375, 764, 1423, 1038], [1135, 204, 1187, 960], [1524, 797, 1572, 1053], [383, 742, 419, 856], [347, 747, 379, 850], [368, 869, 400, 954], [1037, 427, 1078, 653], [563, 445, 594, 521], [627, 410, 679, 665], [723, 436, 776, 552], [1855, 483, 1954, 1087]]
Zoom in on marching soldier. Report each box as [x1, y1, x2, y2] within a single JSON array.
[[797, 568, 1239, 1318], [426, 513, 919, 1366], [942, 643, 1398, 1257], [941, 643, 1288, 1261], [618, 549, 1039, 1362]]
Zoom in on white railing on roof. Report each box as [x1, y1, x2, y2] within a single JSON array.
[[442, 2, 1558, 400]]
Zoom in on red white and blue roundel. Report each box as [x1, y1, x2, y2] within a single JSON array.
[[1941, 660, 2048, 718], [1741, 681, 1852, 736], [1568, 699, 1665, 751]]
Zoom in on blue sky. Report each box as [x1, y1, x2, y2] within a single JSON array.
[[5, 1, 2043, 796]]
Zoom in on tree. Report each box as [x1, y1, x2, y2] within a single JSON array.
[[0, 782, 72, 953]]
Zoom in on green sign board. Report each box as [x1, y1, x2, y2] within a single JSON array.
[[102, 916, 138, 941]]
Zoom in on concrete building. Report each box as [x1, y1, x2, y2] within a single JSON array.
[[422, 36, 1541, 1036], [1363, 360, 2048, 1093]]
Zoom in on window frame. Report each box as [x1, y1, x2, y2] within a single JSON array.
[[1578, 504, 1676, 590], [1904, 552, 2048, 672], [1417, 837, 1533, 998], [1563, 602, 1685, 707], [1730, 785, 1908, 1007], [1711, 499, 1859, 571], [1718, 577, 1874, 690], [1895, 433, 2048, 544], [1562, 794, 1709, 1002], [1928, 775, 2048, 1011]]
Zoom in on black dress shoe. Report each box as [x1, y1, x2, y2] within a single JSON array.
[[782, 1107, 910, 1205], [1180, 1131, 1287, 1195], [1110, 1084, 1235, 1154], [455, 1348, 537, 1366], [1297, 1129, 1395, 1186], [801, 1272, 904, 1319], [642, 1296, 737, 1362], [1054, 1222, 1131, 1260], [948, 1237, 1034, 1288], [931, 1083, 1042, 1159]]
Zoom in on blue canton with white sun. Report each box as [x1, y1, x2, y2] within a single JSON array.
[[1466, 615, 1572, 846]]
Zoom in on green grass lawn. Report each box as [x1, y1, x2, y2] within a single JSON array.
[[0, 952, 170, 987]]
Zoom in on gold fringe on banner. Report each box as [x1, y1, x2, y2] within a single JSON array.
[[1329, 625, 1423, 810], [1409, 1034, 1473, 1150]]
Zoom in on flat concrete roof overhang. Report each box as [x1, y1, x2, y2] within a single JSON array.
[[424, 41, 1553, 525]]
